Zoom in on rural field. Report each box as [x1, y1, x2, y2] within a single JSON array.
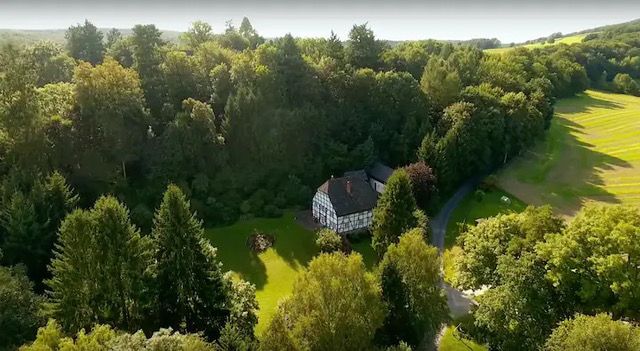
[[204, 213, 377, 336], [496, 90, 640, 216], [485, 34, 587, 54]]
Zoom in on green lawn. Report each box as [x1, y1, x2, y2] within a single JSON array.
[[439, 326, 488, 351], [445, 187, 526, 248], [485, 34, 587, 54], [204, 213, 377, 336], [497, 90, 640, 216]]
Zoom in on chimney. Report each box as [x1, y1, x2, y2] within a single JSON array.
[[346, 180, 352, 194]]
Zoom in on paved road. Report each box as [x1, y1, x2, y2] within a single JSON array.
[[429, 176, 484, 319]]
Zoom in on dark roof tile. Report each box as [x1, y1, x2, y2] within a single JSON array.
[[317, 176, 378, 216]]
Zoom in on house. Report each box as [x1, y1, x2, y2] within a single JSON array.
[[312, 162, 394, 234]]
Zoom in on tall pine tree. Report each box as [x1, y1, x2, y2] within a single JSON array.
[[47, 196, 153, 333], [152, 184, 230, 340], [371, 169, 420, 255]]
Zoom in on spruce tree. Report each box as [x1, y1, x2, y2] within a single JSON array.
[[152, 184, 230, 340], [371, 169, 420, 255], [47, 196, 153, 333]]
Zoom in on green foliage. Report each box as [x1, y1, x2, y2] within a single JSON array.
[[65, 20, 104, 64], [47, 196, 154, 333], [261, 253, 385, 350], [455, 206, 563, 289], [613, 73, 640, 95], [0, 171, 78, 289], [473, 252, 567, 351], [227, 278, 259, 339], [372, 169, 420, 255], [538, 204, 640, 318], [315, 228, 342, 253], [153, 184, 231, 340], [72, 57, 149, 194], [376, 228, 446, 347], [545, 314, 640, 351], [346, 23, 384, 69], [455, 204, 640, 350], [20, 319, 216, 351], [24, 41, 75, 86], [181, 21, 214, 49], [420, 57, 462, 108], [0, 265, 43, 351]]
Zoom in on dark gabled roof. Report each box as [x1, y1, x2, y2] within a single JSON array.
[[343, 169, 368, 182], [366, 162, 394, 183], [318, 176, 378, 216]]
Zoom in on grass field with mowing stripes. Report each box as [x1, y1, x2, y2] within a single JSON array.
[[497, 90, 640, 216]]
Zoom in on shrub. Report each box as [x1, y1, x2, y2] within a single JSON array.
[[0, 265, 43, 350], [315, 228, 343, 253]]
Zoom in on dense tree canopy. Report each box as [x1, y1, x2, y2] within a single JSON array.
[[455, 204, 640, 350], [0, 18, 602, 226], [376, 228, 446, 347], [0, 264, 43, 351], [1, 17, 640, 350], [544, 314, 640, 351], [261, 253, 385, 350]]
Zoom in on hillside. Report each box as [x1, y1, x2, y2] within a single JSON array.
[[484, 34, 587, 54], [0, 28, 182, 45], [497, 90, 640, 216]]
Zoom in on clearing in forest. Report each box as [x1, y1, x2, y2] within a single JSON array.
[[204, 213, 377, 336], [497, 90, 640, 216]]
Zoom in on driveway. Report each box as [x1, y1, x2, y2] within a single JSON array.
[[429, 176, 484, 318]]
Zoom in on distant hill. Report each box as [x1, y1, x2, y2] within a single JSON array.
[[486, 17, 640, 53], [0, 28, 183, 46]]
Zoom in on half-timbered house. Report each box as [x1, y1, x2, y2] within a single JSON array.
[[312, 162, 393, 234]]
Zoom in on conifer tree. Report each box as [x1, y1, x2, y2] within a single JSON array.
[[152, 184, 230, 340], [371, 169, 420, 255], [47, 196, 153, 333]]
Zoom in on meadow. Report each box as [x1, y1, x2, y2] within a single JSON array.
[[204, 212, 377, 336], [497, 90, 640, 216], [485, 34, 587, 54]]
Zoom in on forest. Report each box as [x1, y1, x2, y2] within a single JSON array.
[[1, 15, 640, 351]]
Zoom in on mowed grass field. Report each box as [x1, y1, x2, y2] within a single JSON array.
[[497, 90, 640, 216], [204, 212, 377, 336], [485, 34, 587, 54]]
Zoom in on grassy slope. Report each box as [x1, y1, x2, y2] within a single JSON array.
[[497, 90, 640, 216], [440, 326, 488, 351], [485, 34, 587, 54], [204, 212, 377, 336]]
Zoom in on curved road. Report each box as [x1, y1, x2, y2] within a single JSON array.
[[430, 176, 483, 250], [429, 176, 484, 318]]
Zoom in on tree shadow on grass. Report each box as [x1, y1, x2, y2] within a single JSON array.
[[270, 214, 319, 271], [557, 91, 625, 114], [205, 213, 320, 291], [204, 226, 268, 290], [501, 92, 634, 217]]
